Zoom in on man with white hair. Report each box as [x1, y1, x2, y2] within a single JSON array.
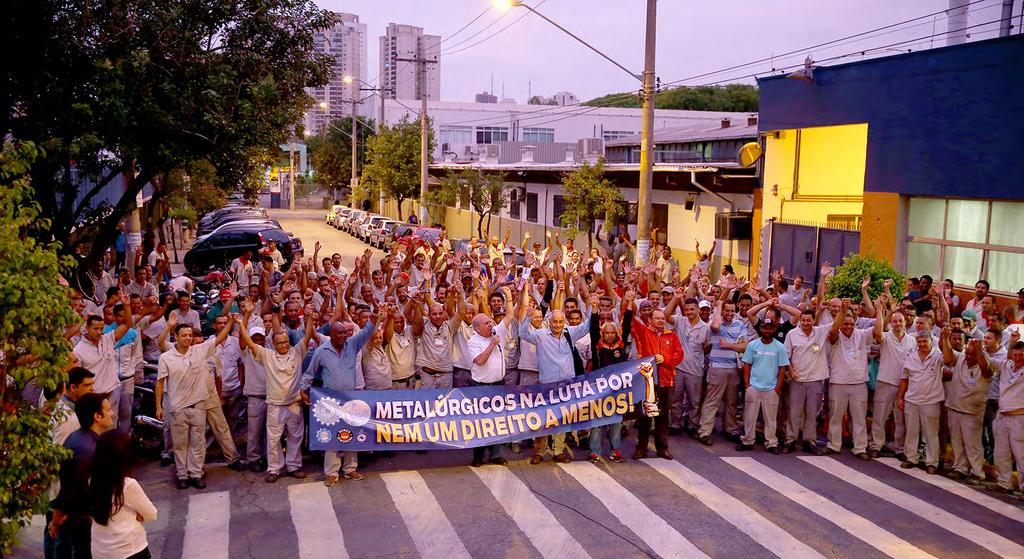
[[467, 311, 515, 467], [898, 328, 946, 474]]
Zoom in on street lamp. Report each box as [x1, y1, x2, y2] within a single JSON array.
[[499, 0, 658, 264]]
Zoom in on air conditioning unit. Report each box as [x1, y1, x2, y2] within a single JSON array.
[[714, 211, 753, 240], [484, 144, 501, 159]]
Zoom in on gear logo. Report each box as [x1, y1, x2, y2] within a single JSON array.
[[312, 397, 342, 426], [337, 429, 353, 443], [339, 399, 372, 427], [356, 431, 367, 443], [316, 428, 332, 444]]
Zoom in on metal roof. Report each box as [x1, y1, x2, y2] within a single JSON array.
[[604, 120, 758, 147]]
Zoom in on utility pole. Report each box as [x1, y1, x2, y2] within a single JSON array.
[[288, 141, 296, 210], [397, 51, 438, 225], [635, 0, 657, 264], [351, 98, 358, 190]]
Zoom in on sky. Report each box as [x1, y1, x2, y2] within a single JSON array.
[[317, 0, 1020, 103]]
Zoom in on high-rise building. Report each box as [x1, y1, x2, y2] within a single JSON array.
[[305, 13, 368, 136], [379, 23, 440, 101]]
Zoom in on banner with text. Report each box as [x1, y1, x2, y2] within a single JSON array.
[[309, 359, 653, 451]]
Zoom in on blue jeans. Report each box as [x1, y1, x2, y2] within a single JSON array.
[[588, 422, 623, 454]]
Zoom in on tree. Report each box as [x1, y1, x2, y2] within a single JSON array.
[[1, 0, 334, 267], [307, 117, 375, 204], [360, 117, 433, 217], [436, 168, 509, 239], [584, 84, 759, 112], [0, 142, 79, 554], [825, 253, 907, 301], [559, 158, 625, 248]]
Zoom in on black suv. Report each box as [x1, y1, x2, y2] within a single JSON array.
[[185, 224, 294, 275], [197, 207, 268, 236]]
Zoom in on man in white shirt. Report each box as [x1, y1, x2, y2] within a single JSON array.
[[72, 316, 130, 429], [825, 301, 873, 460], [229, 250, 256, 289], [155, 315, 237, 489], [783, 309, 830, 454], [242, 326, 269, 471], [664, 296, 711, 435], [941, 329, 992, 484], [897, 330, 946, 473], [869, 304, 916, 459], [204, 314, 246, 472], [467, 312, 513, 468], [991, 341, 1024, 496], [171, 292, 202, 335], [238, 306, 316, 483], [148, 242, 170, 270]]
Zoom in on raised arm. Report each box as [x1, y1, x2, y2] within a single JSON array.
[[859, 276, 876, 318], [828, 300, 847, 344]]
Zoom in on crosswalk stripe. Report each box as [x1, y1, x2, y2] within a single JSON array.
[[800, 457, 1024, 558], [380, 470, 471, 559], [723, 457, 937, 559], [877, 457, 1024, 524], [182, 491, 230, 559], [472, 466, 591, 559], [558, 461, 711, 559], [288, 483, 349, 559], [643, 459, 824, 559]]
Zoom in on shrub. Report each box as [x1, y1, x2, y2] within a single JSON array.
[[825, 253, 906, 301]]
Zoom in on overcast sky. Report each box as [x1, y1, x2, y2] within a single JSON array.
[[317, 0, 1018, 103]]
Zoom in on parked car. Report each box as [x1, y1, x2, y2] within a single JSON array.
[[390, 223, 416, 246], [332, 208, 354, 229], [358, 215, 388, 242], [325, 204, 345, 224], [349, 212, 374, 237], [342, 210, 366, 234], [195, 218, 283, 244], [369, 220, 400, 249], [197, 207, 268, 236], [184, 224, 294, 276]]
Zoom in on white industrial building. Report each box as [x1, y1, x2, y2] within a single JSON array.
[[381, 99, 753, 162]]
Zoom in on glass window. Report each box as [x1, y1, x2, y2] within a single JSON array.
[[988, 201, 1024, 248], [907, 198, 945, 238], [942, 246, 984, 287], [986, 251, 1024, 293], [945, 199, 988, 243], [475, 126, 508, 144], [602, 130, 634, 141], [522, 127, 555, 143], [907, 242, 941, 279], [440, 126, 473, 146], [526, 193, 538, 223], [552, 195, 565, 226]]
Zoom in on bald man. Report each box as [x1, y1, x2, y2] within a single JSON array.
[[413, 284, 467, 389], [468, 312, 515, 467], [520, 307, 591, 464]]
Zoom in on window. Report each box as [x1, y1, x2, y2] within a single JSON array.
[[905, 197, 1024, 292], [475, 126, 508, 144], [440, 125, 473, 146], [522, 127, 555, 143], [526, 192, 538, 223], [603, 130, 634, 142], [652, 204, 668, 243], [509, 188, 521, 219], [552, 195, 565, 227]]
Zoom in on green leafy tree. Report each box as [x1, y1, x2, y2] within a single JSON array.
[[437, 168, 509, 239], [307, 117, 375, 204], [0, 142, 78, 554], [559, 158, 625, 247], [584, 84, 758, 112], [2, 0, 334, 266], [361, 117, 433, 217], [825, 253, 907, 301]]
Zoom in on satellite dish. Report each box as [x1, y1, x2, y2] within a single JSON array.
[[737, 142, 763, 168]]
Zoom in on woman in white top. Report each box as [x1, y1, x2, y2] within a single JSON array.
[[88, 432, 158, 559]]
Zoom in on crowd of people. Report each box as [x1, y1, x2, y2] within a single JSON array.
[[37, 221, 1024, 557]]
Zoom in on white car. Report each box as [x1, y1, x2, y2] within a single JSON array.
[[342, 210, 366, 234], [332, 207, 353, 229], [369, 220, 400, 248], [358, 215, 387, 241]]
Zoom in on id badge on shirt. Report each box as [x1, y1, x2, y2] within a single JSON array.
[[811, 344, 820, 353], [397, 336, 410, 349], [434, 337, 446, 347]]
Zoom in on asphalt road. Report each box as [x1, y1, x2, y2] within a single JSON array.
[[14, 209, 1024, 559]]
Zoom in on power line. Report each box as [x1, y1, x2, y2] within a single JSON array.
[[423, 5, 494, 54], [441, 0, 550, 56]]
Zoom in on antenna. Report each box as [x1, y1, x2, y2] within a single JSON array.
[[490, 72, 494, 95], [528, 81, 532, 101]]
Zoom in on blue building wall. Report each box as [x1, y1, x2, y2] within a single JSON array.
[[758, 35, 1024, 201]]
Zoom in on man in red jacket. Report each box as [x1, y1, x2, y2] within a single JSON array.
[[632, 302, 684, 459]]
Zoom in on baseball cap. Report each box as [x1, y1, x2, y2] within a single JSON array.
[[249, 326, 266, 337], [962, 309, 977, 321], [698, 300, 712, 309], [219, 289, 232, 300], [762, 317, 776, 325], [662, 286, 675, 294]]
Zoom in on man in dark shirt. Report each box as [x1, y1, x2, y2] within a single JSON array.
[[48, 392, 113, 558]]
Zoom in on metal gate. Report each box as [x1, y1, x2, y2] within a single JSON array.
[[770, 221, 860, 291]]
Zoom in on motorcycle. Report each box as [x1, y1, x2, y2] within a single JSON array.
[[131, 363, 165, 458]]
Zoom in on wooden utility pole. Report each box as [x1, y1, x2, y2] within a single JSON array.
[[396, 50, 438, 225]]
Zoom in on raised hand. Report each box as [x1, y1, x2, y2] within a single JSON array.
[[883, 278, 894, 288], [862, 276, 872, 290], [314, 241, 321, 252], [820, 261, 834, 277]]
